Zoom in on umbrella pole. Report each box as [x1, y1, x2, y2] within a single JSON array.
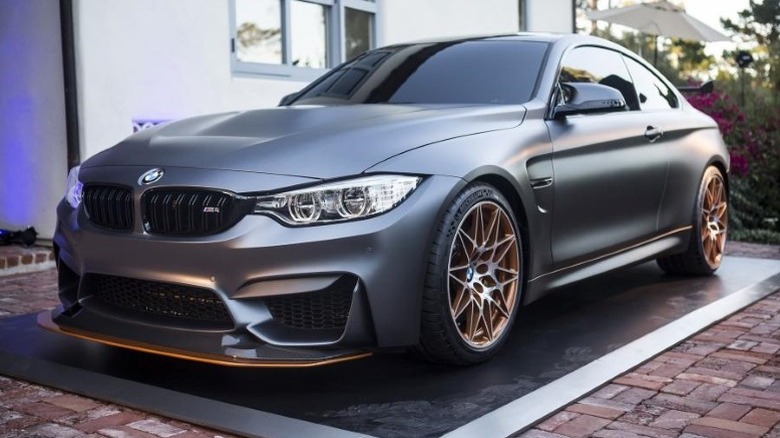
[[654, 35, 659, 66]]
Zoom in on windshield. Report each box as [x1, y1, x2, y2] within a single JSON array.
[[290, 39, 550, 106]]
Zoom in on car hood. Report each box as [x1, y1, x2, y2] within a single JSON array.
[[84, 104, 526, 179]]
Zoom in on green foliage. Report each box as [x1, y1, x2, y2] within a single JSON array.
[[721, 0, 780, 46], [721, 0, 780, 102], [730, 228, 780, 244], [688, 94, 780, 244]]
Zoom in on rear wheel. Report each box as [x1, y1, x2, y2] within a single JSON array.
[[657, 166, 727, 275], [416, 183, 523, 365]]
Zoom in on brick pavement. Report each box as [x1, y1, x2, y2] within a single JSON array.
[[0, 241, 778, 437], [522, 241, 780, 438], [0, 269, 236, 437]]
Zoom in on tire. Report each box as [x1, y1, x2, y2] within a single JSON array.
[[657, 166, 728, 276], [415, 183, 524, 365]]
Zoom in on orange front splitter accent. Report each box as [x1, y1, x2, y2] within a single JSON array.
[[37, 311, 371, 368]]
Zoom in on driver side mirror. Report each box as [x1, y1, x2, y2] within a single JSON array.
[[553, 82, 627, 120]]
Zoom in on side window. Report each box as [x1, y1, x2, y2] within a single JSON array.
[[558, 46, 639, 110], [623, 56, 678, 110]]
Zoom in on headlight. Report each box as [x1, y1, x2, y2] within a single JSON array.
[[254, 175, 421, 225], [64, 165, 83, 209]]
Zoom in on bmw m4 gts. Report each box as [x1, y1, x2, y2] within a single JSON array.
[[43, 33, 729, 366]]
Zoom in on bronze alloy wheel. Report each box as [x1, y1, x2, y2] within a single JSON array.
[[657, 166, 728, 276], [447, 201, 520, 348], [701, 170, 728, 269]]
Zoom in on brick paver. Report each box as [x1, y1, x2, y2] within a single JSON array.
[[523, 243, 780, 437], [0, 241, 778, 437], [0, 255, 235, 437]]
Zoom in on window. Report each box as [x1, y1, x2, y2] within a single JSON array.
[[231, 0, 378, 79], [558, 46, 639, 110], [623, 56, 678, 110], [291, 40, 550, 105]]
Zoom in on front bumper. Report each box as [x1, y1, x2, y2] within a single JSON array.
[[46, 166, 464, 366]]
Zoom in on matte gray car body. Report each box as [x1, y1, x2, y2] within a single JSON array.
[[46, 33, 728, 366]]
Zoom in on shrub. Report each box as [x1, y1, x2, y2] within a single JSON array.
[[687, 91, 780, 244]]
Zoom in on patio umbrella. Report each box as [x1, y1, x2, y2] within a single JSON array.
[[586, 0, 730, 65]]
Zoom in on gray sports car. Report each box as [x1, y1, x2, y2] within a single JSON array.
[[43, 33, 729, 366]]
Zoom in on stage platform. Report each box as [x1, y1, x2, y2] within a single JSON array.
[[2, 257, 780, 438]]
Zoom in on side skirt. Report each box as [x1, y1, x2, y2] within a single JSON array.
[[524, 226, 692, 304]]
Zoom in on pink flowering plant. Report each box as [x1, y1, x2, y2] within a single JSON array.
[[687, 91, 780, 243]]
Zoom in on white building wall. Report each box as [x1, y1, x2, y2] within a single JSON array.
[[379, 0, 519, 45], [74, 0, 570, 160], [74, 0, 306, 159], [525, 0, 574, 33]]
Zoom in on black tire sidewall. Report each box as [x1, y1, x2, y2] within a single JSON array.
[[427, 183, 524, 363]]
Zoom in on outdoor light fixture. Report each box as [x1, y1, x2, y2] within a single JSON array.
[[735, 50, 754, 68], [735, 50, 754, 105]]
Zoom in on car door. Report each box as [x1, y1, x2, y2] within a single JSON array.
[[545, 46, 672, 268]]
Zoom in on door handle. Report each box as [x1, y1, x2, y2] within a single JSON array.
[[645, 126, 664, 142]]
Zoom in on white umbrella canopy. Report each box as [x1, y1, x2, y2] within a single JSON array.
[[587, 0, 730, 42], [586, 0, 730, 65]]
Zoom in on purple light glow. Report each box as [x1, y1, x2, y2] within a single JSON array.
[[0, 2, 39, 227], [0, 0, 67, 237]]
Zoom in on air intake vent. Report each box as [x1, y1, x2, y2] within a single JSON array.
[[83, 184, 134, 231], [265, 276, 355, 330], [141, 189, 251, 236], [88, 274, 233, 329]]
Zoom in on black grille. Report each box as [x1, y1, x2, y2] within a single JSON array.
[[83, 185, 134, 231], [142, 189, 250, 236], [266, 277, 355, 330], [89, 274, 233, 329]]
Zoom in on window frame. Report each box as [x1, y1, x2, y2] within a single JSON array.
[[621, 54, 680, 111], [229, 0, 379, 81]]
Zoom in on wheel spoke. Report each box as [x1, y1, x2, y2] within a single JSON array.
[[492, 290, 512, 318], [451, 286, 471, 319], [491, 235, 516, 262], [449, 264, 470, 273], [495, 266, 518, 276], [473, 205, 484, 247], [457, 228, 477, 259], [449, 272, 469, 289], [484, 209, 500, 247], [467, 302, 481, 341], [482, 307, 494, 343]]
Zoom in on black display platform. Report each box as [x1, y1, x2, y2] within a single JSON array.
[[2, 257, 780, 438]]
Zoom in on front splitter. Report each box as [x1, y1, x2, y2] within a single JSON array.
[[37, 311, 372, 368]]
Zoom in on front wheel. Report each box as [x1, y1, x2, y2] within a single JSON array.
[[415, 183, 523, 365], [657, 166, 728, 275]]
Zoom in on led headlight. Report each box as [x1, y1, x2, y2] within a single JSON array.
[[254, 175, 421, 225], [64, 165, 83, 209]]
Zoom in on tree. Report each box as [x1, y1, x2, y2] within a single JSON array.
[[667, 39, 714, 78], [721, 0, 780, 102]]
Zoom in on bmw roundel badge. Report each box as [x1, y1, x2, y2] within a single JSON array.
[[138, 168, 164, 185]]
